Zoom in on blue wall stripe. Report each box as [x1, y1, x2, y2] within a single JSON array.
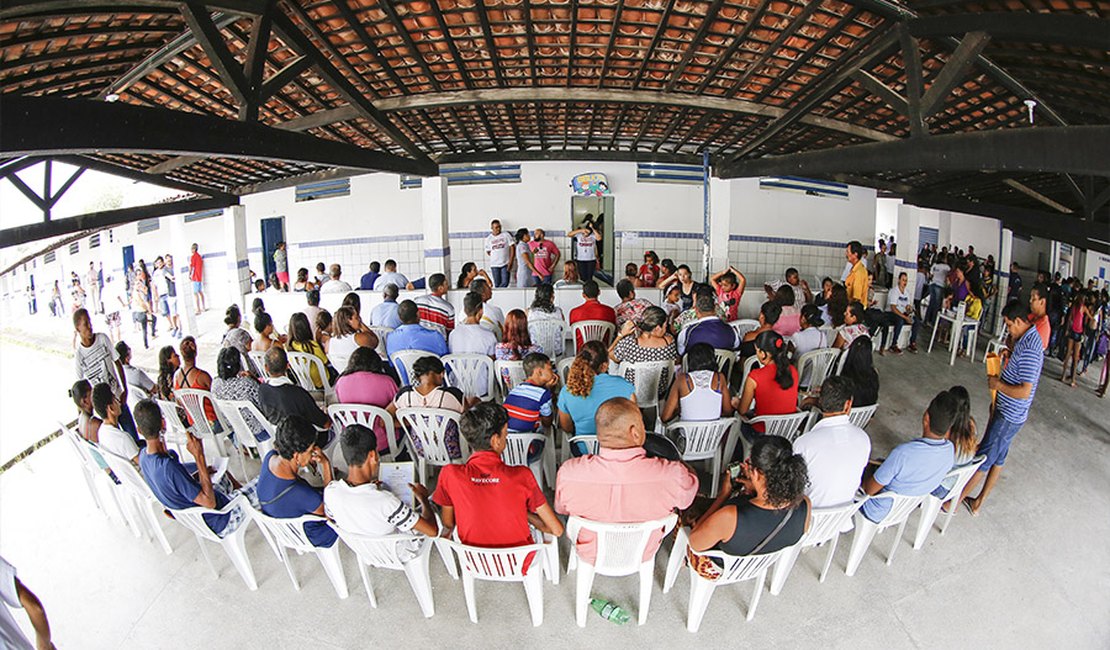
[[292, 234, 424, 250], [729, 235, 848, 249], [615, 230, 702, 239], [424, 246, 451, 258]]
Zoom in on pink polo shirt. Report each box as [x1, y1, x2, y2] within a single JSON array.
[[554, 446, 698, 564]]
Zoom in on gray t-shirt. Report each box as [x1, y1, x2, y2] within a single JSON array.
[[75, 333, 122, 397]]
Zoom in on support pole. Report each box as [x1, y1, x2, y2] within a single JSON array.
[[421, 176, 450, 280], [223, 205, 251, 310]]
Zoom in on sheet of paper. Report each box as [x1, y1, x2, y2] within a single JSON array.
[[378, 462, 415, 506]]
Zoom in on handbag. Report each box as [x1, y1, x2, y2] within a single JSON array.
[[688, 504, 797, 581]]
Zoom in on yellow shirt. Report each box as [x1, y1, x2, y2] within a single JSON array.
[[845, 260, 870, 304], [289, 339, 329, 388], [964, 295, 983, 321]]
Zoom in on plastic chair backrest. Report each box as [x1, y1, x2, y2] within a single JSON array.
[[681, 349, 737, 377], [367, 327, 392, 357], [252, 508, 323, 553], [691, 546, 793, 585], [333, 525, 422, 570], [287, 351, 332, 393], [666, 418, 734, 462], [800, 497, 869, 548], [60, 421, 110, 473], [748, 412, 809, 442], [444, 539, 545, 580], [101, 450, 155, 500], [738, 355, 759, 389], [528, 319, 565, 358], [396, 408, 469, 466], [155, 399, 191, 441], [620, 361, 673, 407], [442, 353, 495, 400], [170, 494, 248, 542], [834, 347, 850, 375], [175, 389, 227, 439], [213, 399, 275, 451], [391, 350, 436, 387], [501, 431, 546, 468], [566, 434, 599, 457], [327, 403, 401, 460], [847, 404, 878, 429], [248, 351, 267, 376], [796, 347, 840, 391], [567, 514, 678, 574], [935, 455, 988, 502], [572, 320, 615, 353], [126, 384, 149, 412], [729, 319, 760, 341], [870, 492, 928, 528], [494, 360, 527, 395], [557, 357, 574, 385]]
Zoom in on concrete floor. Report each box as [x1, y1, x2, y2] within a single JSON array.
[[1, 309, 1108, 648]]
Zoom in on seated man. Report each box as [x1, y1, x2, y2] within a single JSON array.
[[257, 347, 332, 447], [434, 403, 564, 549], [569, 280, 616, 348], [468, 277, 504, 339], [91, 382, 140, 464], [413, 273, 456, 336], [370, 283, 402, 329], [614, 279, 653, 328], [373, 259, 412, 291], [324, 424, 438, 559], [860, 390, 957, 523], [319, 263, 353, 294], [116, 340, 155, 397], [555, 397, 697, 564], [257, 415, 337, 548], [134, 399, 242, 537], [676, 287, 740, 355], [359, 261, 381, 291], [792, 376, 871, 509], [881, 271, 920, 354], [302, 289, 324, 336], [385, 300, 450, 361], [449, 291, 498, 357]]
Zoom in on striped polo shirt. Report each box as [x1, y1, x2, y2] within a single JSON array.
[[414, 294, 455, 336], [997, 325, 1043, 424], [504, 382, 553, 432]]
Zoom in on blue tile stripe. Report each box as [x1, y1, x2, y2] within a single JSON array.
[[895, 259, 916, 269], [293, 234, 424, 249], [615, 230, 702, 239], [729, 235, 848, 249], [424, 246, 451, 258]]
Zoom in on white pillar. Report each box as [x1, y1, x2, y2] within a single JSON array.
[[1049, 240, 1061, 277], [708, 178, 732, 275], [223, 205, 251, 309], [938, 210, 953, 251], [421, 176, 450, 279], [895, 204, 921, 295], [169, 214, 198, 336]]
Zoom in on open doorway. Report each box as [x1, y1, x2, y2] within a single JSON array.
[[570, 195, 615, 285], [260, 217, 286, 285]]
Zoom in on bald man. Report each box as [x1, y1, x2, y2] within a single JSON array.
[[554, 397, 698, 565]]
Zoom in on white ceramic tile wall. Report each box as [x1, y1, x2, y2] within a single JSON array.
[[728, 240, 848, 290]]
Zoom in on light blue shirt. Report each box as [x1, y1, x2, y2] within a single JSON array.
[[370, 300, 402, 329], [386, 323, 449, 361], [556, 374, 634, 436], [863, 437, 954, 522]]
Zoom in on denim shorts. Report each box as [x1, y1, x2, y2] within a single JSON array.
[[976, 415, 1024, 469]]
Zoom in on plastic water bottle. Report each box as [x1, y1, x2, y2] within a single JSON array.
[[590, 598, 631, 625]]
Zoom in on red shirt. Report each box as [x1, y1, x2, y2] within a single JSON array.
[[1029, 313, 1050, 350], [748, 364, 799, 433], [638, 264, 660, 288], [189, 251, 204, 282], [433, 450, 546, 549], [569, 299, 617, 348]]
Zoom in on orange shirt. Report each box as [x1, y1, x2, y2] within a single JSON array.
[[845, 260, 870, 304]]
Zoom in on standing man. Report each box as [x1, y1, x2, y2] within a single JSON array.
[[530, 229, 560, 284], [1007, 262, 1023, 304], [0, 553, 56, 650], [188, 243, 206, 314], [162, 253, 181, 338], [484, 219, 514, 288], [87, 261, 100, 314], [958, 301, 1044, 516], [844, 240, 870, 305], [273, 241, 289, 291], [73, 307, 136, 441]]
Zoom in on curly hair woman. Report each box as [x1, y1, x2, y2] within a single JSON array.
[[556, 340, 636, 442]]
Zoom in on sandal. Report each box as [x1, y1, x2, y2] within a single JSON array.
[[962, 498, 979, 518]]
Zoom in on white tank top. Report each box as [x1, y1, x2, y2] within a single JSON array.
[[679, 370, 722, 421], [575, 233, 597, 261], [327, 334, 360, 374]]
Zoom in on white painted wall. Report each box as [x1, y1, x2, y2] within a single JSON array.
[[1083, 251, 1110, 289], [947, 211, 1001, 260], [1012, 235, 1052, 274], [875, 197, 900, 246]]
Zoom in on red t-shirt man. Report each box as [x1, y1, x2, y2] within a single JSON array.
[[569, 292, 617, 349], [189, 249, 204, 283], [433, 450, 547, 549]]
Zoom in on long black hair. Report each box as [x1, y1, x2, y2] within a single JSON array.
[[156, 345, 176, 399], [755, 330, 794, 390], [457, 261, 477, 289], [531, 283, 556, 313], [748, 435, 808, 508]]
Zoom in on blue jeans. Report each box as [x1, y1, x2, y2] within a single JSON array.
[[535, 274, 553, 285], [976, 414, 1024, 469], [491, 266, 510, 288], [925, 284, 944, 326]]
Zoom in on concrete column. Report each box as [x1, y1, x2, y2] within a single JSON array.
[[708, 178, 732, 274], [223, 205, 251, 309], [421, 176, 450, 278], [994, 227, 1014, 331], [1049, 240, 1061, 277], [169, 214, 198, 336], [894, 204, 921, 296], [938, 210, 953, 250]]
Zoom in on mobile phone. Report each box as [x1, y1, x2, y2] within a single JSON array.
[[727, 461, 744, 480]]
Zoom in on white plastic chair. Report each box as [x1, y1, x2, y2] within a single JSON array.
[[391, 349, 436, 386], [566, 514, 678, 626], [847, 403, 878, 429], [395, 408, 469, 485], [913, 455, 987, 548], [58, 421, 131, 526], [494, 359, 527, 397], [572, 319, 615, 354], [664, 417, 736, 495], [251, 509, 349, 598], [441, 537, 550, 626], [155, 398, 191, 454], [247, 350, 267, 376], [332, 526, 436, 617], [738, 355, 759, 392], [768, 497, 869, 595], [367, 326, 392, 358], [685, 348, 737, 378], [557, 357, 574, 385], [501, 431, 547, 489], [175, 389, 232, 461], [443, 353, 496, 401], [101, 451, 174, 554], [729, 319, 760, 341], [844, 492, 928, 576], [287, 351, 336, 405], [663, 527, 794, 632], [742, 411, 809, 443], [528, 318, 565, 358], [167, 495, 259, 590], [212, 398, 276, 478], [620, 360, 674, 429], [795, 347, 840, 392], [982, 318, 1007, 363], [327, 403, 403, 466], [564, 434, 599, 461]]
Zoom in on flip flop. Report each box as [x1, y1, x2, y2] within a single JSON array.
[[962, 498, 979, 518]]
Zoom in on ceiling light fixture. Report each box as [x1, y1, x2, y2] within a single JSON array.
[[105, 93, 120, 102], [1023, 99, 1037, 124]]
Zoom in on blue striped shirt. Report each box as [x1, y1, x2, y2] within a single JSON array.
[[996, 326, 1043, 424]]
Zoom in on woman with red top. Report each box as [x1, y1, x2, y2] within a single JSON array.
[[1061, 292, 1091, 387], [638, 251, 661, 288], [734, 331, 799, 440], [495, 309, 543, 360]]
